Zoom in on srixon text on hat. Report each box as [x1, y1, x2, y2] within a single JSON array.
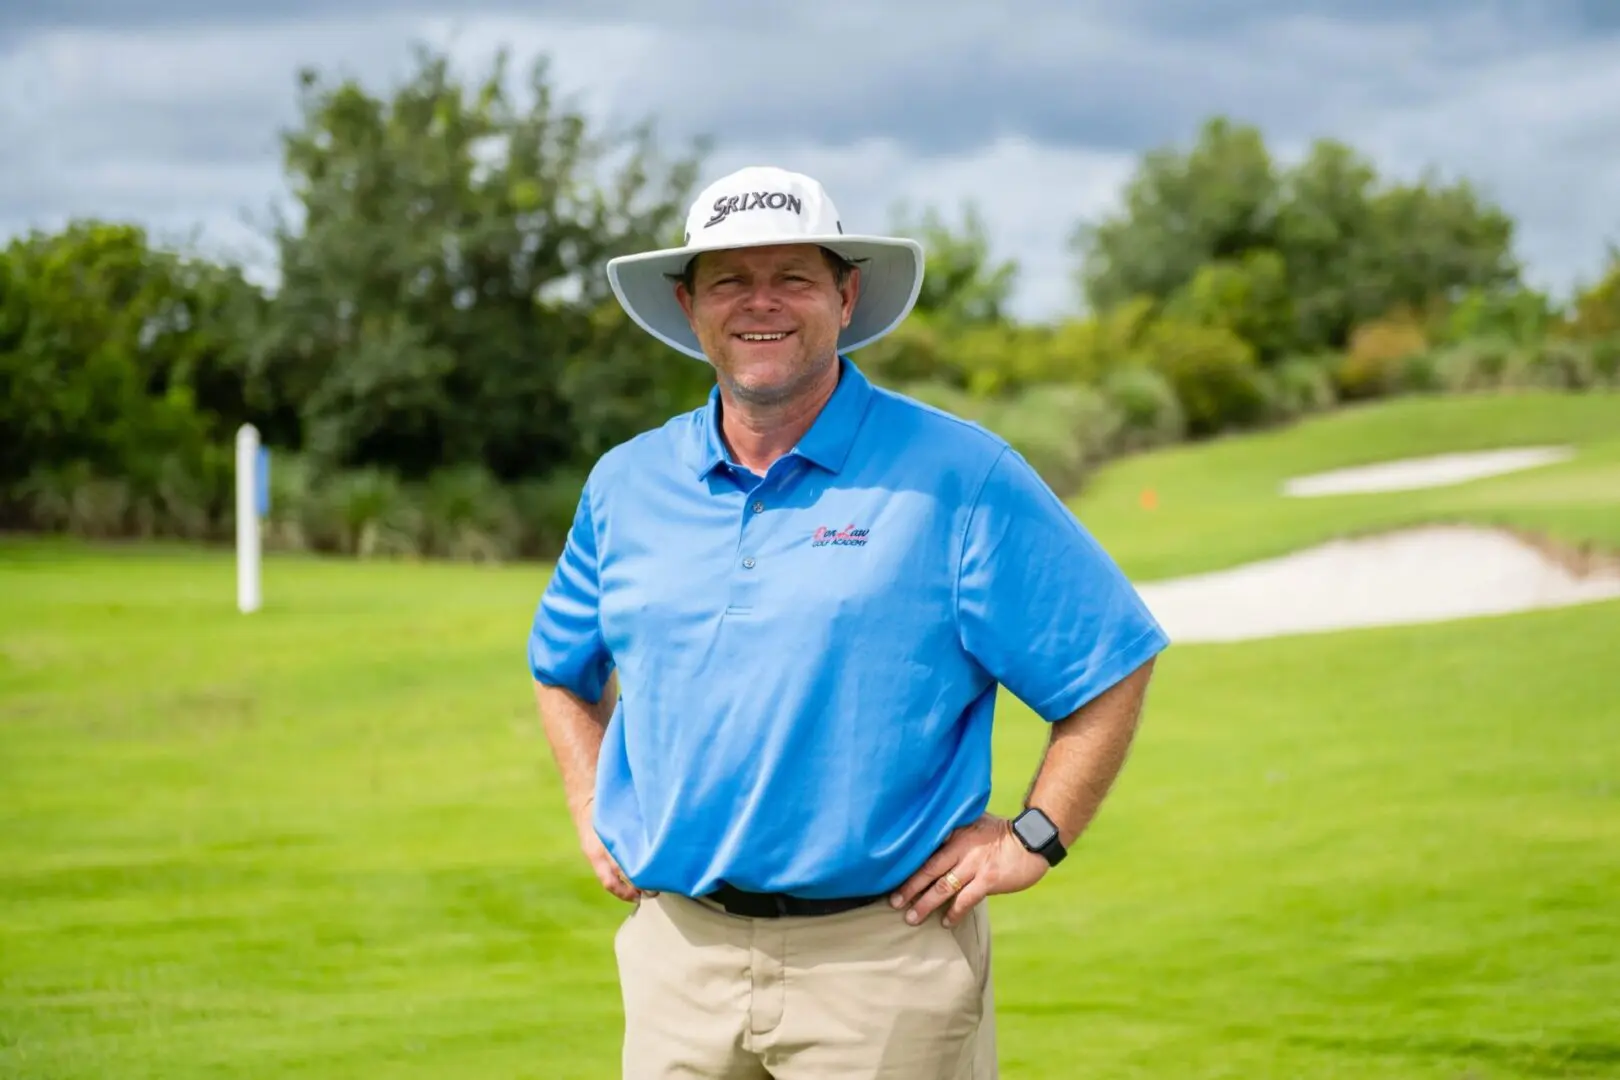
[[704, 190, 820, 230]]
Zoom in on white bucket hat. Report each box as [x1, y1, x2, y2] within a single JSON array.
[[605, 165, 925, 362]]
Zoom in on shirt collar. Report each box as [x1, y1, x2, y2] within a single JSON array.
[[691, 384, 729, 478], [690, 355, 874, 478]]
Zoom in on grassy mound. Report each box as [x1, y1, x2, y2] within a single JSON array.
[[1073, 390, 1620, 580]]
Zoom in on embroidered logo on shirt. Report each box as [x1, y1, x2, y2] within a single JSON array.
[[811, 524, 870, 548]]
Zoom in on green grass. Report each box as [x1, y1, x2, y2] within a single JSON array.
[[1075, 390, 1620, 579], [3, 390, 1619, 1078]]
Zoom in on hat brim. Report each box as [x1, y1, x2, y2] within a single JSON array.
[[605, 234, 925, 362]]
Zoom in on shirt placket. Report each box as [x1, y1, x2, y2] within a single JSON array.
[[727, 460, 795, 615]]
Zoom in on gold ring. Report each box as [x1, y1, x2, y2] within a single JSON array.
[[943, 870, 963, 893]]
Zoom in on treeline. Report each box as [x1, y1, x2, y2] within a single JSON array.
[[3, 47, 1618, 561], [856, 119, 1620, 495]]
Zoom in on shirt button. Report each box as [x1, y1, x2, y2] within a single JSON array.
[[742, 557, 756, 569], [751, 501, 765, 514]]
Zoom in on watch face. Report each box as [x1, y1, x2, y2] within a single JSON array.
[[1017, 811, 1058, 849]]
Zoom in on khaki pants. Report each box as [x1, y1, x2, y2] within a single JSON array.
[[613, 891, 997, 1078]]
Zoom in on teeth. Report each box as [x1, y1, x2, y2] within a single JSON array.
[[739, 332, 787, 340]]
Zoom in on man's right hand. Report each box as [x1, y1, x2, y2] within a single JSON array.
[[534, 678, 646, 903], [581, 825, 651, 903]]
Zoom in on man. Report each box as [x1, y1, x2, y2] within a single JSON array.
[[528, 165, 1169, 1078]]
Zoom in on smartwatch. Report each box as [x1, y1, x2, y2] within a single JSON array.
[[1012, 807, 1067, 867]]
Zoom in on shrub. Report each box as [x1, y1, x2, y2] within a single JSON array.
[[982, 383, 1123, 496], [262, 451, 315, 551], [951, 323, 1023, 398], [296, 467, 422, 559], [253, 453, 585, 562], [148, 445, 230, 541], [1397, 351, 1445, 394], [1163, 249, 1296, 364], [1339, 314, 1428, 399], [1591, 335, 1620, 387], [419, 465, 522, 563], [1271, 354, 1340, 415], [1136, 321, 1268, 437], [1496, 348, 1542, 390], [5, 462, 133, 538], [1434, 285, 1558, 348], [1051, 383, 1126, 471], [895, 380, 989, 424], [901, 379, 1127, 492], [2, 443, 229, 542], [509, 468, 590, 559], [1561, 256, 1620, 341], [1101, 366, 1186, 451], [1041, 320, 1112, 387], [1523, 339, 1598, 390], [1434, 336, 1520, 393], [858, 314, 954, 389], [1042, 297, 1158, 387]]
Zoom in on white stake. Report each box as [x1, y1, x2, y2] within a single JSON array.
[[236, 423, 263, 614]]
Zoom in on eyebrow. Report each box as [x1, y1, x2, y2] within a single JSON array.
[[707, 261, 818, 276]]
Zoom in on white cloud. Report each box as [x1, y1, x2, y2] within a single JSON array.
[[0, 17, 409, 266], [1, 3, 1619, 322], [1343, 35, 1620, 292]]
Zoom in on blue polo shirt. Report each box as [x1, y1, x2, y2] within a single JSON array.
[[528, 357, 1169, 900]]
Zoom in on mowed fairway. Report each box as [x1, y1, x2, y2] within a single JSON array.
[[4, 393, 1619, 1079]]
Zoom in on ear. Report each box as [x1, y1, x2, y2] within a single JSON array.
[[674, 281, 696, 324], [839, 266, 861, 329]]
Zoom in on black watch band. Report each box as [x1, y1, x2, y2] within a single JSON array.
[[1012, 807, 1067, 867]]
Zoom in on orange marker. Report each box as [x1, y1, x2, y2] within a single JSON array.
[[1140, 488, 1158, 511]]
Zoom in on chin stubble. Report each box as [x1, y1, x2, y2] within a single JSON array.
[[722, 352, 834, 408]]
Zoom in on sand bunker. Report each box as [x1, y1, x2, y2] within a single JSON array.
[[1282, 446, 1574, 497], [1137, 525, 1620, 644]]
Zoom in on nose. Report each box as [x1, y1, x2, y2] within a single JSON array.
[[738, 280, 783, 311]]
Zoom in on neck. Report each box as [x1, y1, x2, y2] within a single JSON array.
[[718, 358, 841, 474]]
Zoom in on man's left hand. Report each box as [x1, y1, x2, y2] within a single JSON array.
[[888, 813, 1049, 929]]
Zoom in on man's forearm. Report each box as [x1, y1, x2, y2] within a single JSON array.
[[1023, 657, 1156, 847], [533, 675, 617, 835]]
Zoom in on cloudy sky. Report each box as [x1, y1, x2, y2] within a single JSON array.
[[4, 0, 1620, 321]]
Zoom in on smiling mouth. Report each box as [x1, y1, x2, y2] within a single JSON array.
[[734, 331, 792, 342]]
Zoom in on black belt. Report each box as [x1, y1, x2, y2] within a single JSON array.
[[704, 882, 888, 919]]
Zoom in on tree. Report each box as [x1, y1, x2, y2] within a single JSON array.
[[1353, 175, 1520, 329], [0, 222, 256, 534], [1272, 138, 1379, 350], [251, 43, 710, 482], [1559, 245, 1620, 340], [1278, 142, 1519, 349], [1071, 117, 1281, 316], [890, 200, 1019, 326], [1435, 284, 1558, 347], [1071, 118, 1524, 354], [1163, 249, 1296, 364]]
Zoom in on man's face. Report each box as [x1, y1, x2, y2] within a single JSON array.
[[675, 243, 860, 405]]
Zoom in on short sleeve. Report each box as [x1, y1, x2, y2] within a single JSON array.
[[527, 476, 614, 703], [955, 447, 1169, 722]]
